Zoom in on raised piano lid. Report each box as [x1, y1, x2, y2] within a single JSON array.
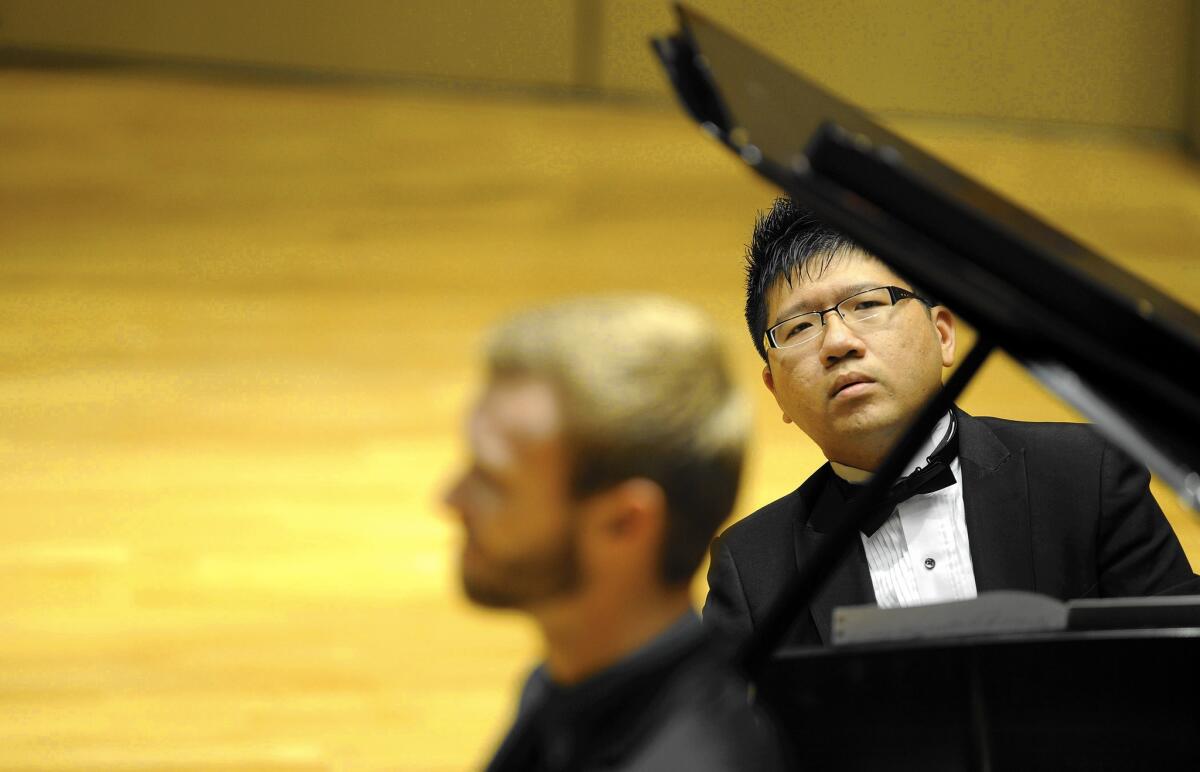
[[653, 3, 1200, 509]]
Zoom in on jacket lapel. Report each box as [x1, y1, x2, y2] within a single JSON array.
[[956, 409, 1036, 592], [794, 466, 876, 644]]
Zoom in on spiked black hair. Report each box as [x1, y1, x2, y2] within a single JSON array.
[[744, 197, 865, 361]]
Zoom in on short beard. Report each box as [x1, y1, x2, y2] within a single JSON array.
[[461, 531, 581, 610]]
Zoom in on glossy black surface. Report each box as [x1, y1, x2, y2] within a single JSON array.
[[762, 630, 1200, 770]]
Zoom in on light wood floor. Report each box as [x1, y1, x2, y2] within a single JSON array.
[[2, 67, 1198, 771]]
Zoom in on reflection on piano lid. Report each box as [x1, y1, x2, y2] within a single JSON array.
[[833, 591, 1200, 646]]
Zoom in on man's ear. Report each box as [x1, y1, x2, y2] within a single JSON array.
[[580, 479, 666, 545], [762, 363, 793, 424], [933, 307, 956, 367], [577, 479, 668, 582]]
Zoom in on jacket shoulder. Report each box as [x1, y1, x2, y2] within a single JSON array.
[[633, 647, 791, 770], [717, 466, 827, 544], [972, 415, 1106, 457], [720, 488, 800, 542]]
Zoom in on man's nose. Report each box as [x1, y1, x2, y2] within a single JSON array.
[[819, 311, 864, 364]]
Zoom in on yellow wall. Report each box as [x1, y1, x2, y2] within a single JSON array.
[[605, 0, 1191, 131], [1189, 0, 1200, 151], [0, 0, 1194, 133], [0, 0, 578, 86]]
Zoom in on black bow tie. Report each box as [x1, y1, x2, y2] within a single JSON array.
[[836, 416, 959, 537]]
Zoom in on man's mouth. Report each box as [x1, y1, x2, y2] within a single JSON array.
[[830, 373, 875, 398]]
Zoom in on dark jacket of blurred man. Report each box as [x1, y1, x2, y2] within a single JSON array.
[[445, 296, 790, 771], [705, 198, 1198, 648]]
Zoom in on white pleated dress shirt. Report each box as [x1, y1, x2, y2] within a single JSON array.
[[832, 414, 978, 609]]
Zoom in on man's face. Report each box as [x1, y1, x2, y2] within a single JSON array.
[[762, 252, 955, 469], [443, 376, 581, 609]]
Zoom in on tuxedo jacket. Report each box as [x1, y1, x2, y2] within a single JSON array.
[[704, 410, 1198, 647]]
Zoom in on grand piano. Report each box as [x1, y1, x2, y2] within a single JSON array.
[[652, 6, 1200, 770]]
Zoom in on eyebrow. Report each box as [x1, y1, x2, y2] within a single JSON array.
[[771, 282, 880, 325]]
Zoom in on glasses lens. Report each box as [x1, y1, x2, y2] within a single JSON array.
[[838, 287, 894, 327], [772, 312, 822, 347]]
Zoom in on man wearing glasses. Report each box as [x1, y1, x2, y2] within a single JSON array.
[[704, 197, 1197, 648]]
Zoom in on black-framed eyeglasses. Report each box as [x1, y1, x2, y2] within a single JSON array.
[[764, 286, 931, 350]]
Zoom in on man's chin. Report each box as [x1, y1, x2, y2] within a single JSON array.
[[821, 406, 904, 458], [461, 579, 520, 609], [457, 542, 581, 610], [459, 560, 519, 608], [829, 404, 891, 436], [459, 567, 581, 610]]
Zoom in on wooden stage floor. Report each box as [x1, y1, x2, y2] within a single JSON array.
[[2, 67, 1198, 770]]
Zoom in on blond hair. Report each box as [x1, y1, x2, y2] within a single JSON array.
[[487, 295, 749, 585]]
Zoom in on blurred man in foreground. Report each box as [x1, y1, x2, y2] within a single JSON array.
[[445, 296, 789, 771]]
